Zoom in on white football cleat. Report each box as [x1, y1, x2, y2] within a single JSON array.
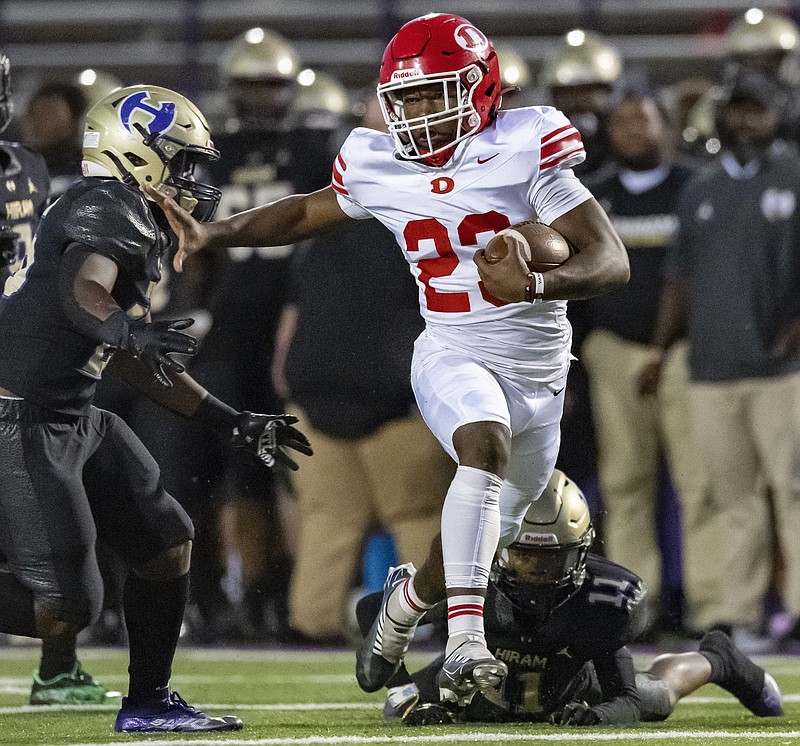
[[437, 636, 507, 706]]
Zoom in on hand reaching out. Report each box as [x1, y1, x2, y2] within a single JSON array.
[[232, 413, 313, 471], [143, 184, 208, 273]]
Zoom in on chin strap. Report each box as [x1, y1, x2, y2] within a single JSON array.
[[103, 150, 138, 188]]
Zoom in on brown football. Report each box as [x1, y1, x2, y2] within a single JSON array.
[[484, 221, 573, 273]]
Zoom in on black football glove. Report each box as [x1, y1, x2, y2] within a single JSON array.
[[552, 700, 602, 726], [232, 412, 312, 471], [126, 317, 197, 387], [0, 222, 20, 266]]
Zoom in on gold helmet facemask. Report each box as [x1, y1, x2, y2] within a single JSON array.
[[493, 470, 594, 621], [82, 85, 221, 222]]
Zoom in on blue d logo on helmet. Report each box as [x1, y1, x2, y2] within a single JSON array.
[[119, 91, 176, 135]]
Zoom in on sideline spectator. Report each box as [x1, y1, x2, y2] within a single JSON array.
[[582, 89, 714, 637], [639, 72, 800, 652]]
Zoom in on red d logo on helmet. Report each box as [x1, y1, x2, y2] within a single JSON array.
[[454, 24, 488, 51], [431, 177, 455, 194]]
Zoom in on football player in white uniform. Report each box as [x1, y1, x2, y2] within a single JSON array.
[[150, 13, 628, 706]]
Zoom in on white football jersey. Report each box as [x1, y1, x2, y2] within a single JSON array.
[[332, 106, 591, 382]]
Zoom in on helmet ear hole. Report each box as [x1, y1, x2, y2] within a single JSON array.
[[124, 152, 148, 167]]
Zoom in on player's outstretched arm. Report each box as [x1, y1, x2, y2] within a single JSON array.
[[144, 184, 352, 272], [552, 648, 641, 727], [108, 354, 312, 471]]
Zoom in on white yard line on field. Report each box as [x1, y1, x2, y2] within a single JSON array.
[[0, 673, 354, 687], [0, 702, 381, 715], [4, 693, 800, 715], [56, 730, 800, 746]]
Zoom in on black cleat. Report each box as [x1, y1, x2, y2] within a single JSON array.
[[700, 630, 783, 717]]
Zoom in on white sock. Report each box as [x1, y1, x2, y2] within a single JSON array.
[[446, 594, 486, 654], [387, 574, 433, 626]]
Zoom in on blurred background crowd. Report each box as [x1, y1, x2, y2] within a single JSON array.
[[2, 0, 800, 656]]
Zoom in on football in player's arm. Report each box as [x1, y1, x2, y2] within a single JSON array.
[[148, 12, 629, 708], [357, 471, 784, 727], [0, 85, 310, 733]]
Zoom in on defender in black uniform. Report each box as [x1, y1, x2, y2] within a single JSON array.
[[0, 85, 310, 733], [0, 51, 114, 706], [357, 470, 783, 726]]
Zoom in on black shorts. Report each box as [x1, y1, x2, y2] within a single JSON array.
[[0, 398, 193, 606]]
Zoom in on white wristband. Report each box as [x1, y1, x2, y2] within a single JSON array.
[[526, 271, 545, 303]]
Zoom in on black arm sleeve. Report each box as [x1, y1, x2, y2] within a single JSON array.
[[589, 647, 641, 725], [58, 242, 131, 347]]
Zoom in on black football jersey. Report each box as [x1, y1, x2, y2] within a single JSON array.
[[0, 141, 50, 284], [474, 555, 646, 719], [0, 178, 168, 414]]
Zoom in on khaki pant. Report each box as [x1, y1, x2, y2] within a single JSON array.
[[288, 407, 454, 638], [689, 371, 800, 626], [582, 331, 716, 630]]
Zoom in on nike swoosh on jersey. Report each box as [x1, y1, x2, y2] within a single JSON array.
[[477, 154, 499, 164]]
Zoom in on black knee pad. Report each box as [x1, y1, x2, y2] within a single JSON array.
[[35, 592, 102, 638]]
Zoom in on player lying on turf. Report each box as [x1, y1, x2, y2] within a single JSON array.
[[356, 470, 783, 726]]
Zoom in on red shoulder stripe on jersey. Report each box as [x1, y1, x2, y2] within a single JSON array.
[[336, 153, 347, 171], [331, 162, 348, 194], [540, 145, 586, 171], [540, 123, 574, 144], [541, 130, 582, 162], [331, 181, 349, 196]]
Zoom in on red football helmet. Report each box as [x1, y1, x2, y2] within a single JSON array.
[[377, 14, 501, 164]]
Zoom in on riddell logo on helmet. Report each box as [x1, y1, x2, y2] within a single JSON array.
[[391, 69, 423, 81], [454, 24, 488, 51]]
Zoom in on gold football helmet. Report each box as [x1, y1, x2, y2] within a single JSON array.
[[495, 44, 532, 91], [221, 28, 300, 128], [494, 470, 594, 618], [292, 69, 349, 128], [727, 10, 799, 57], [540, 30, 622, 89], [82, 85, 221, 221], [75, 69, 123, 109], [222, 27, 300, 82]]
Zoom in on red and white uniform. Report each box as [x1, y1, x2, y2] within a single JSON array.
[[334, 106, 592, 549], [332, 106, 590, 384]]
